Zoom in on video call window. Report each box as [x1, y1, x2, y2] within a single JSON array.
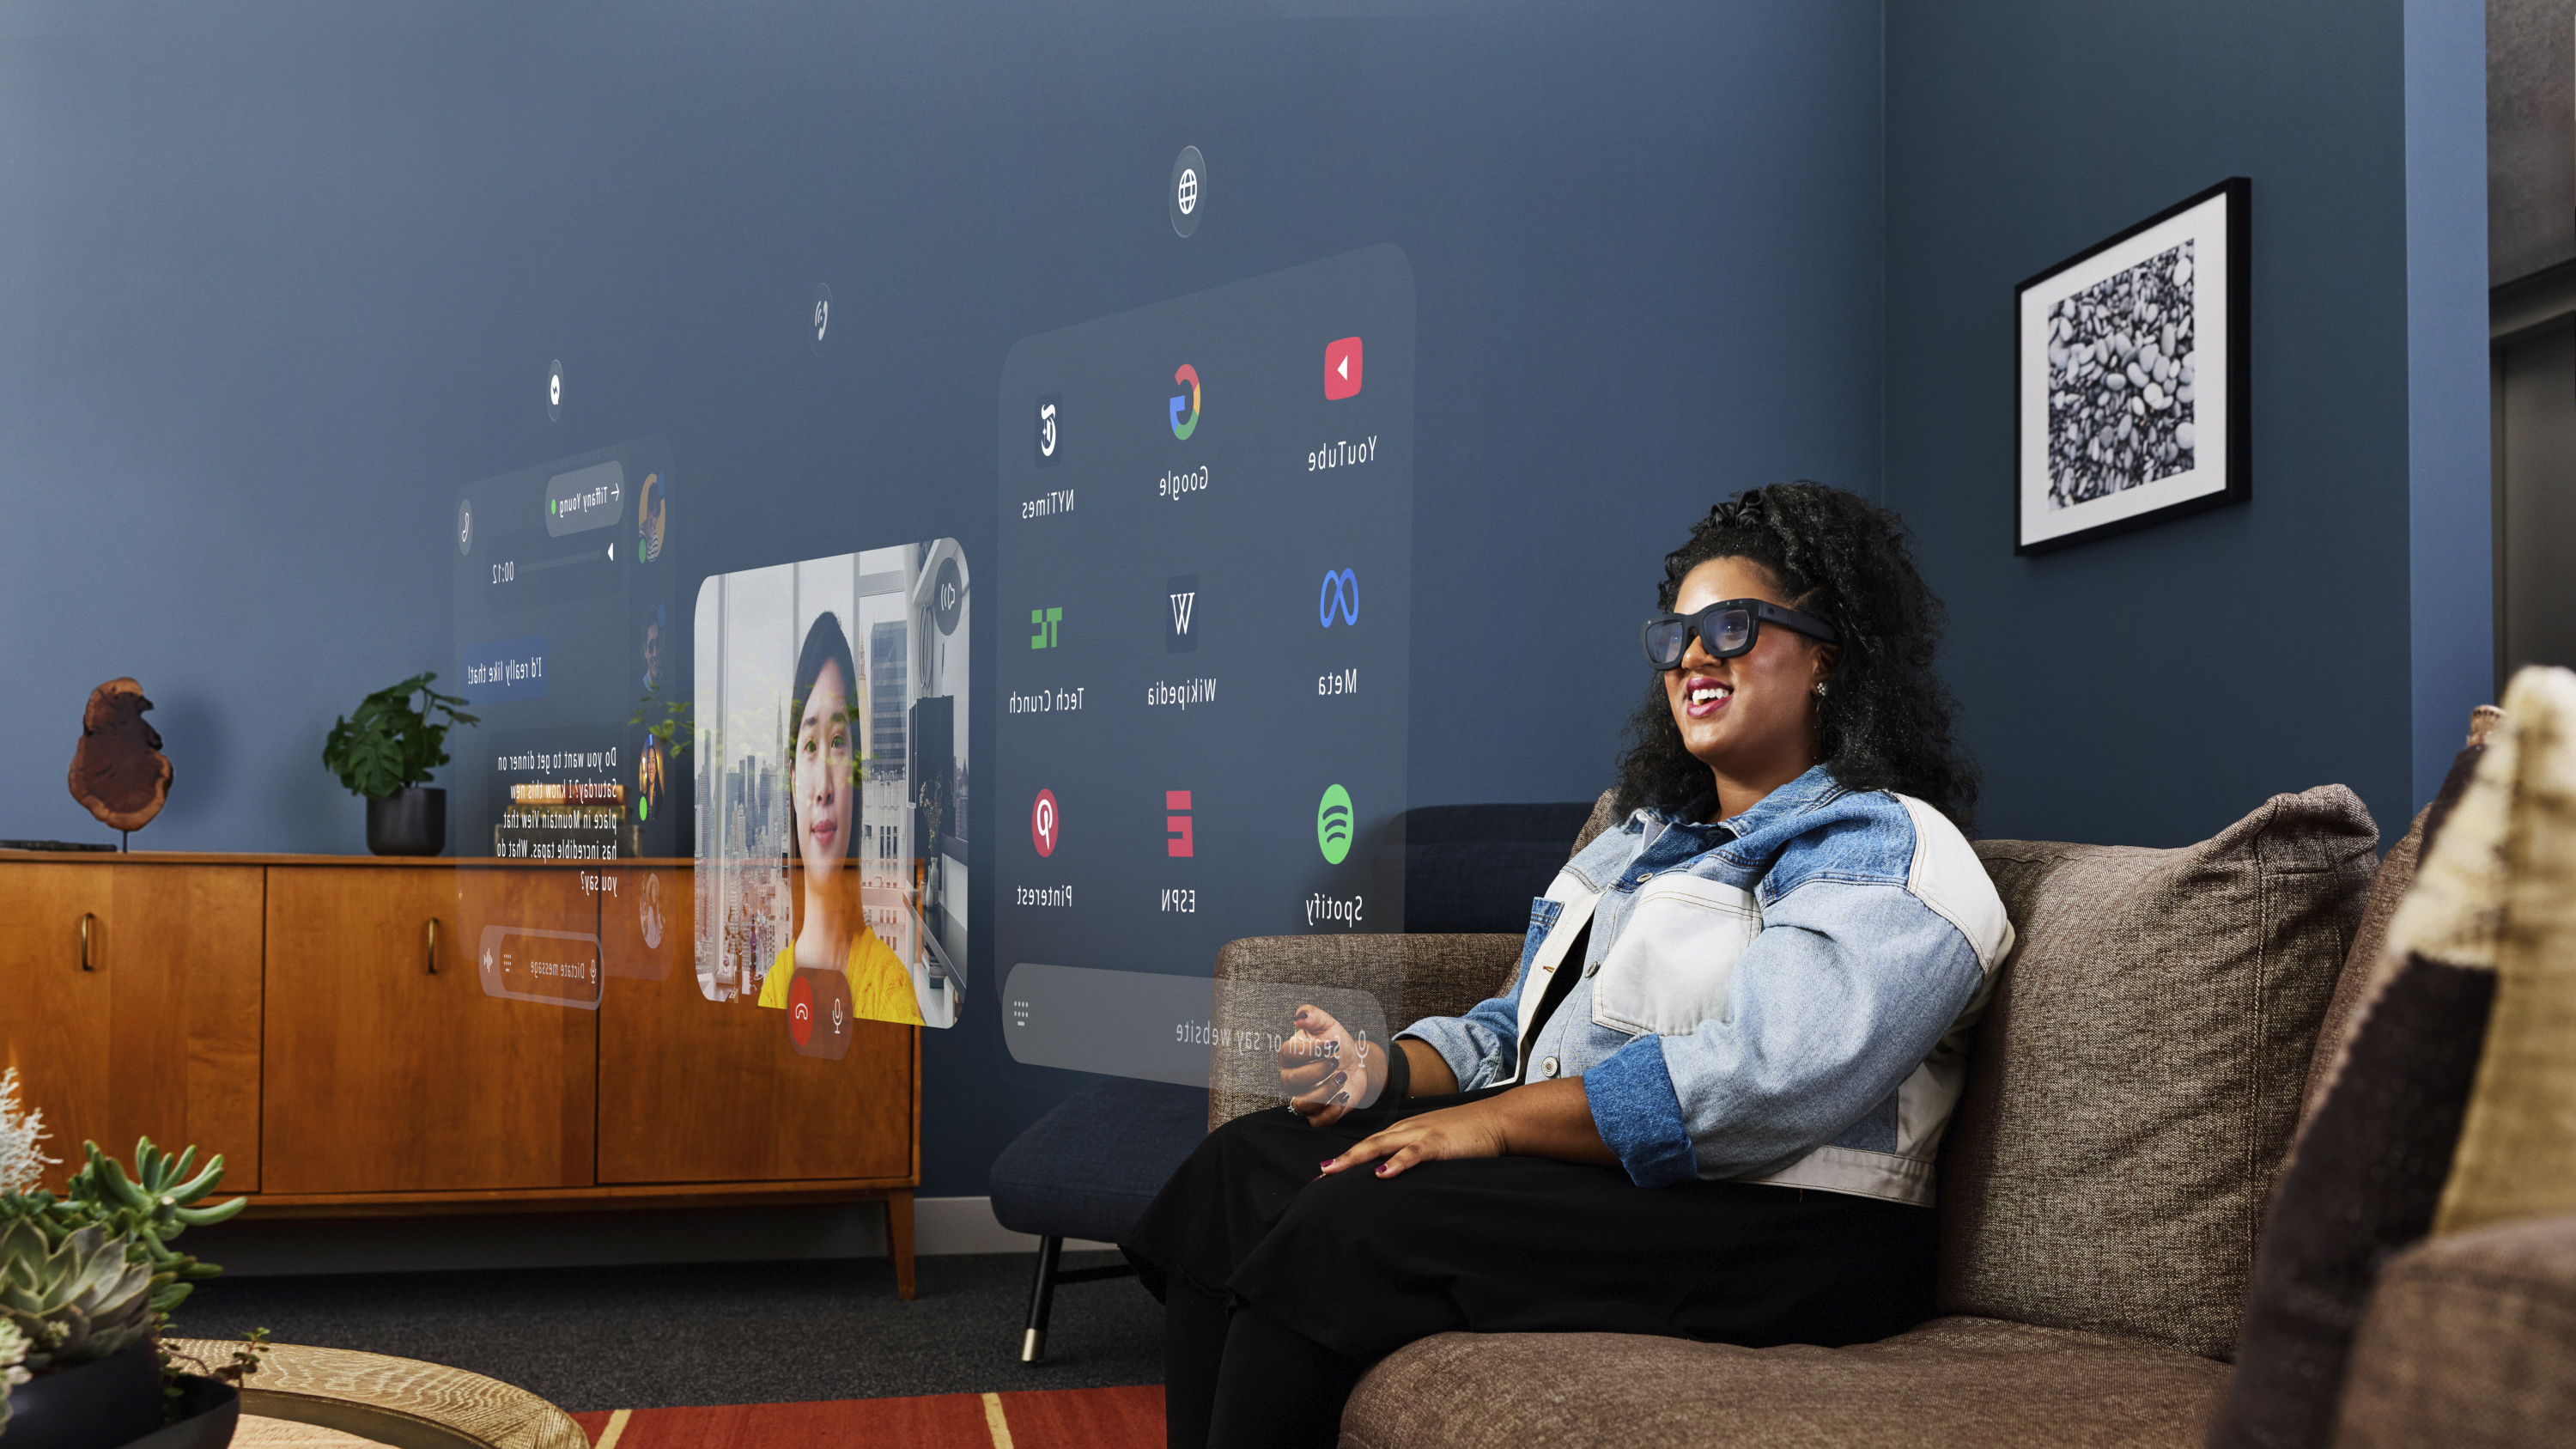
[[694, 542, 970, 1038]]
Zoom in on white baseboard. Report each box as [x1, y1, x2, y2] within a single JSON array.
[[915, 1195, 1116, 1256], [191, 1196, 1112, 1278]]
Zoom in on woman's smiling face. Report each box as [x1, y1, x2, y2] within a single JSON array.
[[1662, 557, 1833, 800], [793, 659, 856, 882]]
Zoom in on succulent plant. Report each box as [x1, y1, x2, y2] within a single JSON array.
[[0, 1138, 246, 1318], [0, 1221, 156, 1371], [0, 1317, 29, 1434]]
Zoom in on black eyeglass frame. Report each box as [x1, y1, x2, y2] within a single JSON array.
[[1639, 599, 1840, 670]]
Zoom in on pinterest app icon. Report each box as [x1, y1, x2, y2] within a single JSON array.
[[1031, 789, 1060, 858]]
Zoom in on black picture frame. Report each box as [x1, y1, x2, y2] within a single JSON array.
[[2014, 177, 2250, 556]]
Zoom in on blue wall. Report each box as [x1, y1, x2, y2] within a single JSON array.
[[1883, 0, 2488, 849], [0, 2, 1887, 1197]]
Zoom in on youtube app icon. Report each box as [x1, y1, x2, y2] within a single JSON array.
[[1324, 336, 1363, 400]]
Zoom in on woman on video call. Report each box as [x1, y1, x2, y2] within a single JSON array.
[[1122, 483, 2013, 1449], [760, 611, 923, 1027]]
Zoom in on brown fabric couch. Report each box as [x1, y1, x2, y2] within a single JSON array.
[[1201, 782, 2576, 1448]]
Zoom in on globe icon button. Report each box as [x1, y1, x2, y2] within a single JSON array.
[[1169, 146, 1205, 237]]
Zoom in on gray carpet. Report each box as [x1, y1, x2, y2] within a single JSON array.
[[167, 1251, 1162, 1413]]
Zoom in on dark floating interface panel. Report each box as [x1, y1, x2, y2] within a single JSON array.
[[996, 245, 1414, 1086], [451, 436, 683, 1008]]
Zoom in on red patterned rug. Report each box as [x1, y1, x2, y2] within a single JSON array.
[[574, 1385, 1163, 1448]]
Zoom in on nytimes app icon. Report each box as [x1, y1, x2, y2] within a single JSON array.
[[1035, 393, 1063, 467]]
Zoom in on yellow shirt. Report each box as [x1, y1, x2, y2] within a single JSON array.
[[758, 924, 925, 1026]]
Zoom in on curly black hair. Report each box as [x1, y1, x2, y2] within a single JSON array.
[[1610, 482, 1979, 831]]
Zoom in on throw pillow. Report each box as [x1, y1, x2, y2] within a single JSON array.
[[1938, 786, 2378, 1361], [2205, 695, 2524, 1449]]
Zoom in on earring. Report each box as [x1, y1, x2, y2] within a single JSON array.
[[1813, 681, 1827, 697]]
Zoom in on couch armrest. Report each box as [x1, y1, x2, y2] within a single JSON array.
[[1206, 933, 1521, 1129], [2331, 1213, 2576, 1449]]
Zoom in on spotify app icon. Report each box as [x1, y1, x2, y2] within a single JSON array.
[[1315, 784, 1353, 865]]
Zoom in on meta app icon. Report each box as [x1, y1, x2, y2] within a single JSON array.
[[1166, 574, 1199, 654], [1036, 393, 1063, 467], [1319, 569, 1358, 627], [1030, 606, 1061, 649], [1166, 790, 1194, 857], [1170, 364, 1200, 441], [1325, 338, 1363, 400], [1315, 784, 1354, 865]]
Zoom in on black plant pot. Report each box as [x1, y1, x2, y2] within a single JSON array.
[[3, 1341, 162, 1449], [118, 1376, 239, 1449], [366, 785, 446, 856]]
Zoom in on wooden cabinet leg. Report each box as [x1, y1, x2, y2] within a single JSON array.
[[887, 1189, 916, 1301]]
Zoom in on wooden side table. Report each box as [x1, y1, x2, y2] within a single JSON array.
[[162, 1342, 586, 1449]]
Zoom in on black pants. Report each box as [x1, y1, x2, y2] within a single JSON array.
[[1123, 1089, 1940, 1449]]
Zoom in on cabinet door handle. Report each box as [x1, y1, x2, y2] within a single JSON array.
[[79, 913, 97, 971], [425, 917, 440, 975]]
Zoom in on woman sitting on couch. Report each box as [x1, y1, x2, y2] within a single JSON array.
[[1122, 482, 2016, 1449]]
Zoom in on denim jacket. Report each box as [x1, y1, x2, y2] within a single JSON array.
[[1399, 766, 2014, 1206]]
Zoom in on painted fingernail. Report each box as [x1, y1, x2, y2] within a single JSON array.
[[1374, 1164, 1390, 1176], [1320, 1160, 1337, 1171], [1331, 1091, 1350, 1106], [1324, 1071, 1347, 1093]]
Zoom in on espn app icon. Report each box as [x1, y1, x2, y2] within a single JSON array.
[[1324, 337, 1363, 400]]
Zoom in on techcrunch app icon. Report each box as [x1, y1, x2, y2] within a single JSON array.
[[1315, 783, 1354, 865]]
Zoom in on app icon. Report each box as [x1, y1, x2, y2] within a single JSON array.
[[811, 282, 832, 356], [547, 359, 564, 421], [1031, 789, 1060, 857], [1325, 338, 1363, 400], [1166, 575, 1199, 654], [1036, 393, 1063, 467], [1319, 569, 1358, 627], [1167, 790, 1194, 857], [1170, 364, 1200, 441], [1030, 606, 1061, 649], [1315, 784, 1354, 865]]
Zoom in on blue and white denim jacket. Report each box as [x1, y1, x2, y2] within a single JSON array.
[[1399, 765, 2014, 1207]]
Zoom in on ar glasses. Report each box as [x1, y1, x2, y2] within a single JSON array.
[[1640, 599, 1838, 670]]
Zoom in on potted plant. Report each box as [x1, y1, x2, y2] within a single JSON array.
[[322, 673, 478, 856], [1, 1070, 252, 1449]]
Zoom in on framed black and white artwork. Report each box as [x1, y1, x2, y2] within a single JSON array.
[[2014, 177, 2248, 555]]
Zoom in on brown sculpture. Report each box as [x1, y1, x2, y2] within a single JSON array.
[[69, 678, 172, 839]]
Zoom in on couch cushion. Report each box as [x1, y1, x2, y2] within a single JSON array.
[[1940, 786, 2377, 1360], [2331, 1213, 2576, 1449], [2208, 733, 2500, 1449], [1339, 1317, 2227, 1449]]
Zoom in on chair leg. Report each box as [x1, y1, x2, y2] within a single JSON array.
[[1022, 1234, 1063, 1363]]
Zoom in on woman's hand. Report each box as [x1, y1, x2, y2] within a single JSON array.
[[1319, 1097, 1510, 1178], [1319, 1078, 1619, 1178], [1279, 1004, 1381, 1128]]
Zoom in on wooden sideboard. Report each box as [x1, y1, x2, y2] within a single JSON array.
[[0, 852, 920, 1295]]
